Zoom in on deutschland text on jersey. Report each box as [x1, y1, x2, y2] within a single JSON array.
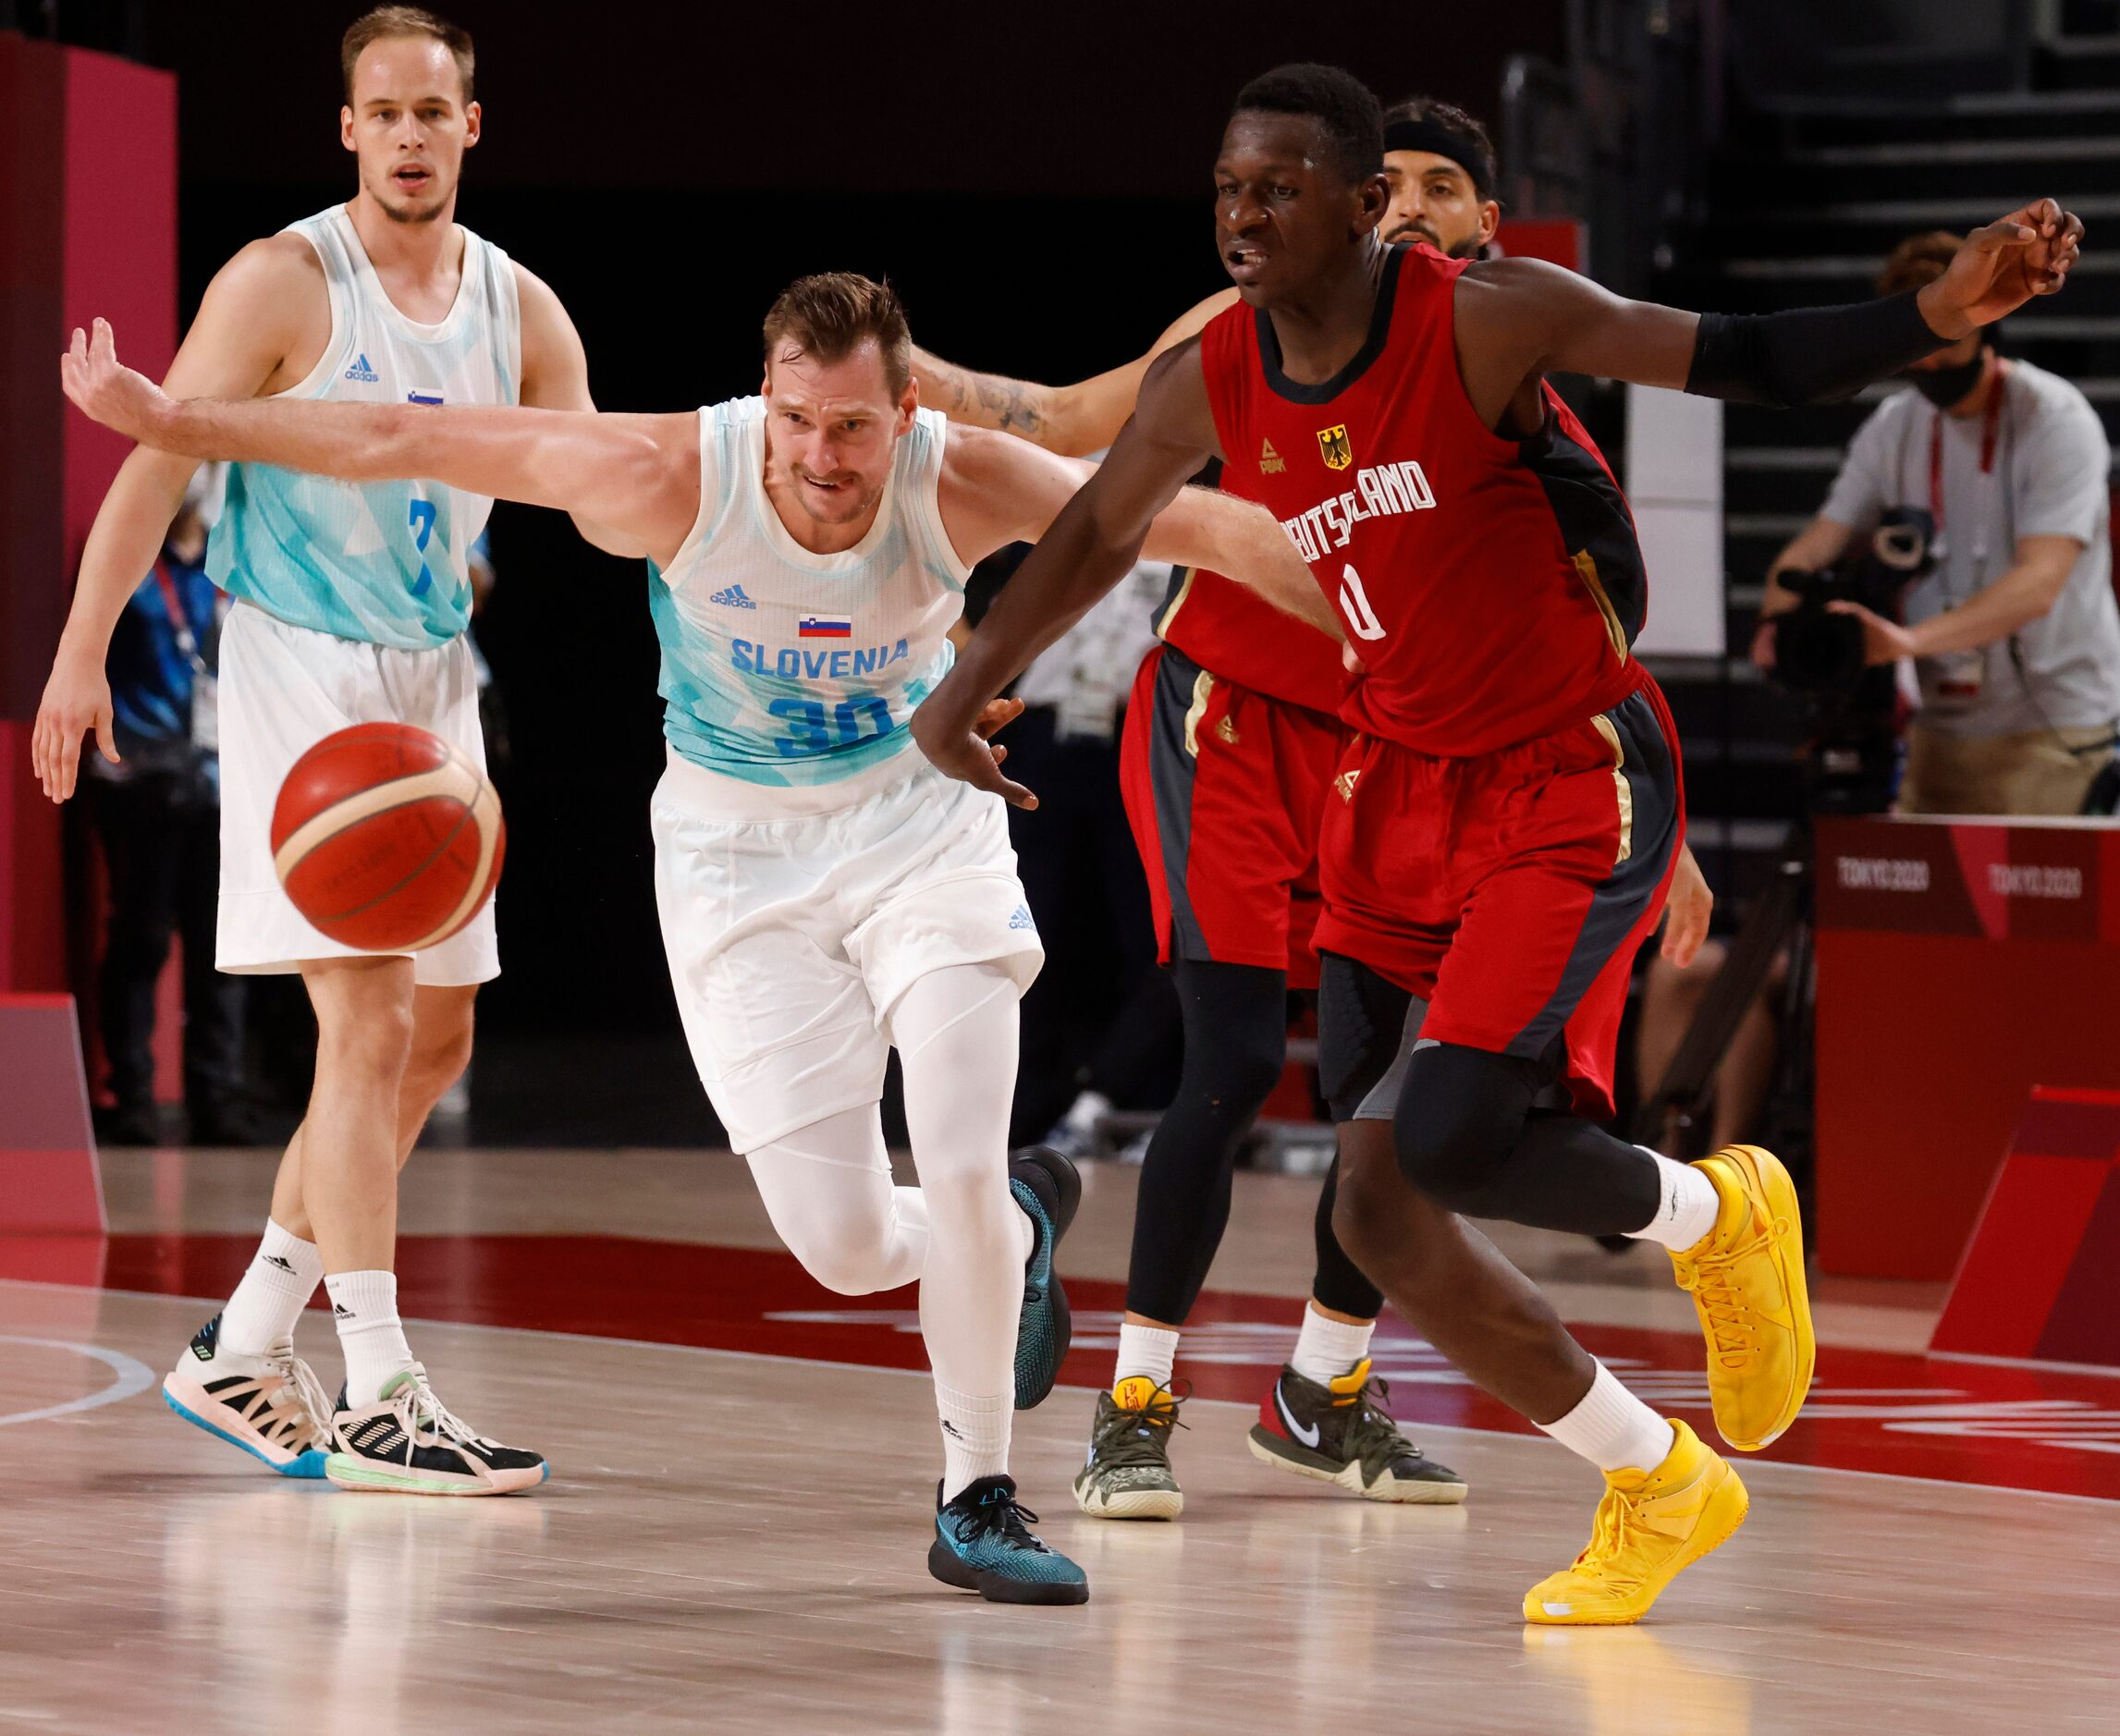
[[1197, 243, 1648, 757]]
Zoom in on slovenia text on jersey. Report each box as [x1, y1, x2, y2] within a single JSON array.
[[650, 397, 972, 789]]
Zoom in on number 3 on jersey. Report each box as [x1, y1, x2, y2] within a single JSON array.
[[769, 694, 896, 758], [1339, 563, 1388, 642], [408, 498, 438, 599]]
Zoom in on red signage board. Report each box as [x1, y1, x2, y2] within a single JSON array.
[[1814, 816, 2120, 1279]]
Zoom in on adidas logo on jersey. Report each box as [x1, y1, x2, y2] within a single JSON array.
[[344, 352, 381, 384], [708, 583, 757, 610], [1009, 904, 1036, 932]]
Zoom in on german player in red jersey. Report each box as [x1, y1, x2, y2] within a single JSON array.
[[911, 96, 1517, 1522], [915, 64, 2082, 1622]]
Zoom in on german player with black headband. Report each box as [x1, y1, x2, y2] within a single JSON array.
[[914, 63, 2082, 1623]]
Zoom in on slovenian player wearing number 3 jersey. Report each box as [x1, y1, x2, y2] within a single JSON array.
[[58, 267, 1341, 1604], [32, 9, 645, 1501]]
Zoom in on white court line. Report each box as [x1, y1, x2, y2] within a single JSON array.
[[0, 1335, 157, 1427], [6, 1276, 2114, 1507]]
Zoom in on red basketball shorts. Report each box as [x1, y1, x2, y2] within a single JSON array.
[[1119, 644, 1344, 990], [1313, 672, 1685, 1119]]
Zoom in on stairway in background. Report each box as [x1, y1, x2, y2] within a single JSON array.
[[1647, 14, 2120, 905]]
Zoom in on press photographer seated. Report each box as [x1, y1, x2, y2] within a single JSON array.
[[1753, 230, 2120, 815]]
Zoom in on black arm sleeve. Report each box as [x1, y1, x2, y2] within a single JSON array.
[[1684, 289, 1947, 409]]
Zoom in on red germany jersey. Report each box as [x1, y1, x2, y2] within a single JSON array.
[[1150, 468, 1347, 716], [1198, 244, 1648, 757]]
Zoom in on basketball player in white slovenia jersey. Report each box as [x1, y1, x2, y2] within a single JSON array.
[[60, 272, 1342, 1601], [32, 12, 642, 1496]]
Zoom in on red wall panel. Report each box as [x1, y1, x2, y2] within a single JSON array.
[[0, 39, 177, 996]]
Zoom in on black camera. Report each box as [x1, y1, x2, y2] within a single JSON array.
[[1766, 507, 1936, 813], [1770, 507, 1936, 693]]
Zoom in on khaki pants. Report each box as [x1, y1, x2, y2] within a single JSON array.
[[1899, 721, 2114, 816]]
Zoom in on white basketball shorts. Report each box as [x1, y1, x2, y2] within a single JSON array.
[[215, 600, 499, 985], [651, 743, 1044, 1154]]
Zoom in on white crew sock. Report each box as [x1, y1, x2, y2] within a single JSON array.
[[1289, 1304, 1376, 1387], [219, 1218, 325, 1355], [1113, 1322, 1180, 1395], [1060, 1090, 1110, 1137], [1538, 1363, 1677, 1474], [937, 1383, 1011, 1500], [1624, 1147, 1725, 1252], [325, 1270, 416, 1407]]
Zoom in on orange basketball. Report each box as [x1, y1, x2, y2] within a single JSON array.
[[270, 722, 506, 952]]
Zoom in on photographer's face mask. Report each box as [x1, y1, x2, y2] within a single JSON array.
[[1903, 346, 1989, 410]]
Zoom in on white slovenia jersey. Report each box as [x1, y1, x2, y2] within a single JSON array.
[[208, 203, 521, 649], [649, 397, 973, 788]]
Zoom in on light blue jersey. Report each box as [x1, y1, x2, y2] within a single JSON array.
[[651, 397, 972, 788], [207, 205, 521, 650]]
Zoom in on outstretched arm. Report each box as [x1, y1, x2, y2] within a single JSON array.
[[914, 288, 1238, 457], [515, 263, 657, 558], [1453, 198, 2083, 425], [913, 337, 1221, 805], [62, 320, 700, 565], [937, 422, 1341, 642]]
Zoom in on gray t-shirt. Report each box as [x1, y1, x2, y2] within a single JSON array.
[[1820, 360, 2120, 738]]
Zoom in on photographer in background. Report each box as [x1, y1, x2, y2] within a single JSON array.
[[1754, 230, 2120, 814], [83, 464, 253, 1145]]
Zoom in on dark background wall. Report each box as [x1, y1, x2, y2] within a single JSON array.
[[50, 0, 1564, 1041]]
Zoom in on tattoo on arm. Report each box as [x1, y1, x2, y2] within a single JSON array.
[[923, 355, 1048, 439]]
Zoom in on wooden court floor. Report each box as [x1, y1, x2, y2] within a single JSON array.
[[3, 1147, 2116, 1733]]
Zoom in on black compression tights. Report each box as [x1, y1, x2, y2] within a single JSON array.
[[1124, 958, 1384, 1326]]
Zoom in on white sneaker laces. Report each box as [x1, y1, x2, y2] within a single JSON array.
[[387, 1364, 482, 1457], [263, 1342, 337, 1449]]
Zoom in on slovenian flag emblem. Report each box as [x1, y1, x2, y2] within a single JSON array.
[[799, 615, 853, 639], [407, 387, 445, 406]]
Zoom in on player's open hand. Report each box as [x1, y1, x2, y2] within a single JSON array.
[[31, 650, 117, 803], [61, 318, 172, 446], [1919, 200, 2084, 336], [911, 689, 1038, 809], [1659, 843, 1713, 970]]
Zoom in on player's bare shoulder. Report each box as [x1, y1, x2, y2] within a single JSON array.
[[181, 231, 333, 397], [1132, 334, 1220, 458]]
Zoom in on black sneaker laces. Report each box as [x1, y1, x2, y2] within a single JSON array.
[[1089, 1382, 1190, 1470], [951, 1487, 1052, 1554], [1342, 1375, 1428, 1469]]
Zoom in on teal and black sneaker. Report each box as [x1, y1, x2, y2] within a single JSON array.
[[1008, 1146, 1080, 1410], [928, 1475, 1089, 1606]]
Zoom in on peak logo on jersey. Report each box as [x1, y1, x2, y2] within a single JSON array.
[[798, 615, 853, 640], [1259, 438, 1286, 475], [1216, 715, 1240, 747], [343, 352, 381, 384], [407, 387, 445, 407], [1280, 459, 1436, 562], [708, 583, 757, 610], [1335, 767, 1362, 802], [1317, 424, 1353, 471]]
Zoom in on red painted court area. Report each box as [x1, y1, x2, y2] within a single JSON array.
[[10, 1230, 2119, 1501]]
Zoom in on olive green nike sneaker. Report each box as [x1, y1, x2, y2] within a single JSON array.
[[1072, 1377, 1187, 1520], [1247, 1360, 1467, 1503]]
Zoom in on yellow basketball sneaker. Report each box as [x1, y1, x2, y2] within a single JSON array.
[[1523, 1419, 1748, 1626], [1670, 1143, 1815, 1452]]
